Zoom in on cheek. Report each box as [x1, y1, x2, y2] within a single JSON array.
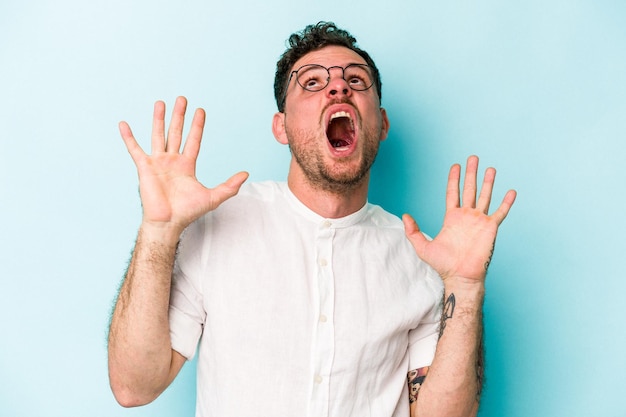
[[287, 107, 324, 132], [286, 91, 319, 113], [361, 108, 383, 131]]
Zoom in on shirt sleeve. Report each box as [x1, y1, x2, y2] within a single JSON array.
[[169, 217, 208, 360]]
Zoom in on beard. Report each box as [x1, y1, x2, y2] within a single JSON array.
[[285, 125, 381, 194]]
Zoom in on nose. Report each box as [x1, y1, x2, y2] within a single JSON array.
[[326, 67, 351, 99]]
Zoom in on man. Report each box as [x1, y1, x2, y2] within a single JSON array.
[[108, 22, 516, 417]]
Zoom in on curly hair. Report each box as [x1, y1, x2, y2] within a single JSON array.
[[274, 22, 382, 112]]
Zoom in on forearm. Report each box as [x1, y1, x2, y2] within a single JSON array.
[[107, 224, 181, 406], [413, 279, 484, 417]]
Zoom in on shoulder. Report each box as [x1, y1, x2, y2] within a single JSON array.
[[237, 180, 283, 198], [364, 203, 443, 291], [178, 181, 289, 258], [181, 181, 285, 237], [229, 180, 284, 202], [213, 181, 288, 214], [364, 202, 405, 230]]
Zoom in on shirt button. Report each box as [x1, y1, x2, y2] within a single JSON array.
[[322, 220, 332, 228], [319, 258, 328, 267], [319, 314, 327, 323], [314, 375, 323, 384]]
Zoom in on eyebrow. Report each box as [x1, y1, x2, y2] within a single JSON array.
[[298, 62, 366, 69]]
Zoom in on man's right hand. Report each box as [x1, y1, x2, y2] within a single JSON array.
[[109, 97, 248, 407], [119, 96, 248, 239]]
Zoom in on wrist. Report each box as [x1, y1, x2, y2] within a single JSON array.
[[442, 277, 485, 305], [138, 221, 184, 248], [442, 275, 486, 291]]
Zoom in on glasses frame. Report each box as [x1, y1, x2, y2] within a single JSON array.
[[280, 63, 375, 109]]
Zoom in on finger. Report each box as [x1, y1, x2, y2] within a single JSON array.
[[445, 163, 461, 211], [491, 189, 517, 225], [151, 100, 166, 153], [476, 167, 496, 213], [119, 121, 146, 163], [462, 155, 479, 208], [402, 213, 428, 255], [182, 108, 206, 159], [166, 96, 188, 153], [208, 171, 250, 208]]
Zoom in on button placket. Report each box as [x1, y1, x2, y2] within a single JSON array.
[[309, 220, 336, 417]]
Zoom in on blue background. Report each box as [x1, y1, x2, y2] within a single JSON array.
[[1, 1, 625, 416]]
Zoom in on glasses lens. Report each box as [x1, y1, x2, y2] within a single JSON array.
[[296, 65, 329, 92], [344, 65, 374, 91]]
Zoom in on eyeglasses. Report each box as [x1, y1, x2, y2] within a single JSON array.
[[282, 63, 375, 106], [290, 63, 375, 92]]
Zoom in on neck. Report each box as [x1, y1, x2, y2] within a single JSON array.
[[287, 163, 370, 219]]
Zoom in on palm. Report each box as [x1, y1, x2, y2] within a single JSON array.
[[135, 152, 217, 224], [404, 156, 516, 283], [120, 97, 248, 233]]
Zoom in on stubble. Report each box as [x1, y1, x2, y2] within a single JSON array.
[[286, 125, 381, 194]]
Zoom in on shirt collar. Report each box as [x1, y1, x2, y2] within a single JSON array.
[[280, 182, 370, 228]]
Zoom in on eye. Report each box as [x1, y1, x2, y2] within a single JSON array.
[[303, 76, 324, 89], [347, 74, 366, 87], [345, 65, 372, 90], [297, 66, 328, 91]]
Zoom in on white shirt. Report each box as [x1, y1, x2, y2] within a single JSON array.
[[170, 181, 443, 417]]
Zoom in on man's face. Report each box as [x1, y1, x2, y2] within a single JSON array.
[[273, 45, 389, 194]]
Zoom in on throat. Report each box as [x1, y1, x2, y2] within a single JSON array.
[[326, 117, 355, 149], [330, 138, 351, 148]]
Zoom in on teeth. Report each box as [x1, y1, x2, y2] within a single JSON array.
[[330, 111, 351, 121]]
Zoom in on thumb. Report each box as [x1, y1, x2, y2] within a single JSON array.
[[402, 213, 428, 255], [208, 171, 250, 208], [223, 171, 250, 191]]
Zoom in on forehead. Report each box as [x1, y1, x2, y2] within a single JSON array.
[[292, 45, 368, 71]]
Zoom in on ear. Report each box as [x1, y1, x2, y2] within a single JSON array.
[[272, 112, 289, 145], [379, 107, 390, 141]]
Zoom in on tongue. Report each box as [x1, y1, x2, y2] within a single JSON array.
[[327, 117, 353, 147]]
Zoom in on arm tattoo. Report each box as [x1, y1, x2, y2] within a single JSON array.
[[476, 328, 485, 401], [435, 293, 485, 401], [407, 367, 429, 404], [438, 293, 456, 338]]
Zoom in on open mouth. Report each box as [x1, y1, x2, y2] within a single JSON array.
[[326, 111, 355, 150]]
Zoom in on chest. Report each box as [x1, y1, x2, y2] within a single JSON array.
[[201, 218, 436, 356]]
